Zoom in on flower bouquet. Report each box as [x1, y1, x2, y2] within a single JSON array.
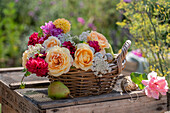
[[22, 18, 131, 97]]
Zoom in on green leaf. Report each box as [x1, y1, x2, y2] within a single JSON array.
[[130, 72, 148, 90], [24, 71, 31, 77], [22, 68, 27, 72]]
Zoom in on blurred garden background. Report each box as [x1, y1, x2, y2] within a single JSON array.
[[0, 0, 130, 68]]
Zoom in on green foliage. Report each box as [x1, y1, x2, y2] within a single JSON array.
[[130, 72, 147, 89], [117, 0, 169, 79], [24, 71, 31, 77], [165, 75, 170, 88], [0, 2, 24, 67]]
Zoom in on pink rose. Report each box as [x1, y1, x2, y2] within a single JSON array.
[[26, 57, 48, 77], [142, 71, 168, 99]]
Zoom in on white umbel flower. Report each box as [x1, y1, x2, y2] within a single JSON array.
[[91, 52, 112, 77]]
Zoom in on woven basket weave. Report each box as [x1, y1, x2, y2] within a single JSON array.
[[48, 40, 131, 97]]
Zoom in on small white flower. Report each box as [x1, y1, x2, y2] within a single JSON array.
[[79, 31, 90, 42], [58, 33, 74, 44], [27, 44, 44, 59], [91, 54, 112, 77]]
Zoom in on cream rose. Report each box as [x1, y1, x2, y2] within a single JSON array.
[[43, 36, 61, 49], [22, 50, 29, 68], [45, 46, 73, 77], [73, 43, 94, 71], [87, 31, 109, 49]]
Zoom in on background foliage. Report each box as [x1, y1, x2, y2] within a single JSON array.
[[0, 0, 129, 67], [117, 0, 169, 85]]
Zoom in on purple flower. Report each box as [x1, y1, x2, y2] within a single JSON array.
[[40, 21, 63, 37], [77, 17, 85, 25], [38, 0, 42, 4], [50, 1, 56, 5], [88, 23, 97, 31], [123, 0, 131, 3], [15, 0, 19, 2], [88, 23, 94, 28], [28, 11, 34, 17]]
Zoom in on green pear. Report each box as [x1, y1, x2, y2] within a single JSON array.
[[48, 81, 70, 99], [105, 43, 114, 56]]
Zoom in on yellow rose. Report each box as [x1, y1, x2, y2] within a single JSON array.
[[87, 31, 109, 49], [45, 46, 73, 77], [22, 50, 29, 68], [43, 36, 61, 49], [73, 43, 94, 71]]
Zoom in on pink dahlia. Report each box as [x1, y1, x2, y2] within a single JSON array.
[[87, 41, 101, 53], [142, 71, 168, 99], [26, 57, 48, 77], [62, 41, 76, 58], [28, 32, 40, 46], [40, 21, 63, 37]]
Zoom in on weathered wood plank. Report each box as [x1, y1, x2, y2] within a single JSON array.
[[0, 80, 45, 113], [46, 95, 167, 113], [16, 87, 144, 109], [9, 80, 50, 90], [0, 67, 24, 72]]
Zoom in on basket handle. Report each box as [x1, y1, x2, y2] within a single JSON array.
[[117, 40, 131, 73]]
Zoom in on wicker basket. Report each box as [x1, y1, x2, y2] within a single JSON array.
[[48, 40, 131, 97]]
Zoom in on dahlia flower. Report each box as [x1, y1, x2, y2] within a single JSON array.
[[28, 32, 40, 46], [53, 18, 71, 33], [26, 57, 48, 77], [62, 41, 76, 58], [87, 41, 101, 53]]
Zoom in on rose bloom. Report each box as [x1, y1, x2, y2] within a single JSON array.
[[87, 31, 109, 49], [73, 43, 94, 71], [43, 36, 61, 49], [22, 50, 30, 68], [142, 71, 168, 99], [26, 57, 48, 77], [45, 46, 73, 77]]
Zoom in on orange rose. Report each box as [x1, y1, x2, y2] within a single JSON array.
[[87, 31, 109, 49], [45, 46, 73, 77], [43, 36, 61, 49], [73, 43, 93, 71]]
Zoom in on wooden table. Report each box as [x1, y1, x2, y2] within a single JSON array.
[[0, 67, 169, 113]]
